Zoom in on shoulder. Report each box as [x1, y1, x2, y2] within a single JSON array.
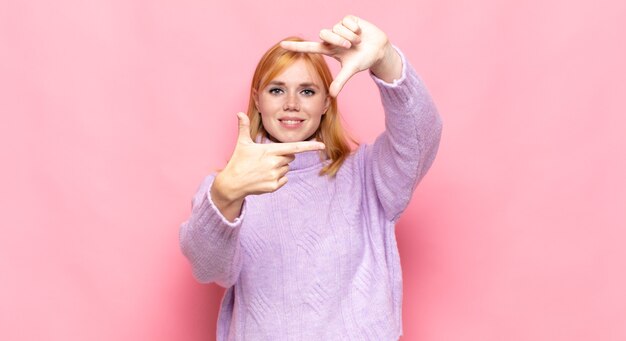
[[332, 144, 377, 223], [335, 143, 375, 185], [339, 144, 367, 169]]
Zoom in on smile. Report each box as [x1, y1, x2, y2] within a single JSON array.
[[279, 118, 305, 129]]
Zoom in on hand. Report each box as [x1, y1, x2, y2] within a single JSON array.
[[211, 113, 325, 218], [280, 15, 402, 97]]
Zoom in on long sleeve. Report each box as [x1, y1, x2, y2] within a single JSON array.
[[366, 47, 443, 222], [179, 174, 246, 287]]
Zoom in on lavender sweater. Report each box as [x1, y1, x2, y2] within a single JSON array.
[[180, 49, 442, 341]]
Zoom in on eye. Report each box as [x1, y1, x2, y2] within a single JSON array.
[[301, 89, 316, 96], [269, 88, 284, 95]]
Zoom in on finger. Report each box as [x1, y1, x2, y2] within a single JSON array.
[[275, 154, 296, 167], [276, 175, 288, 190], [320, 29, 352, 49], [342, 15, 361, 34], [266, 141, 325, 155], [329, 65, 358, 97], [332, 23, 361, 45], [236, 112, 253, 143], [277, 164, 289, 178], [280, 41, 332, 54]]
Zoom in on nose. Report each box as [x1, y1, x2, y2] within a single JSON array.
[[283, 93, 300, 111]]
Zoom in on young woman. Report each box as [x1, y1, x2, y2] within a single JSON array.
[[180, 15, 442, 340]]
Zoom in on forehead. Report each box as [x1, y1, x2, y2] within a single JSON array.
[[271, 58, 323, 85]]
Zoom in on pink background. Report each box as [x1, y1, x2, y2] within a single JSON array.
[[1, 0, 625, 340]]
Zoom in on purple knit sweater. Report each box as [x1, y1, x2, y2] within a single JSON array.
[[179, 48, 442, 341]]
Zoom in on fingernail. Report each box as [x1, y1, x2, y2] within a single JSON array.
[[342, 40, 351, 48]]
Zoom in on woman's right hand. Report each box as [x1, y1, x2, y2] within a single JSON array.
[[210, 112, 325, 221]]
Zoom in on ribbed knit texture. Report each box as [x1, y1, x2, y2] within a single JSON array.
[[179, 47, 443, 341]]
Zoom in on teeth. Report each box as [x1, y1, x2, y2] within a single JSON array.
[[282, 120, 302, 124]]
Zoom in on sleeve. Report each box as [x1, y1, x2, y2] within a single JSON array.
[[365, 46, 443, 222], [178, 174, 246, 287]]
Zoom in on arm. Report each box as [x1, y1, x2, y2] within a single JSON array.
[[179, 174, 246, 287], [179, 112, 326, 286], [279, 15, 442, 220], [367, 47, 443, 222]]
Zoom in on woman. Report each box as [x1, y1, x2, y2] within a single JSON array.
[[180, 15, 442, 340]]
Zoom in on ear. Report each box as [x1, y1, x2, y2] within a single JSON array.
[[323, 95, 330, 115], [253, 88, 260, 110]]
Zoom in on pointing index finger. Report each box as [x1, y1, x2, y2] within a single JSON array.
[[266, 141, 326, 155], [280, 41, 333, 55]]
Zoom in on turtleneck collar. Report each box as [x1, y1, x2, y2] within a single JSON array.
[[256, 135, 328, 171]]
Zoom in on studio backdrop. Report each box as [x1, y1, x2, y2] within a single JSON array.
[[1, 0, 625, 340]]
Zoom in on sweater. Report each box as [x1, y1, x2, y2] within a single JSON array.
[[179, 48, 443, 341]]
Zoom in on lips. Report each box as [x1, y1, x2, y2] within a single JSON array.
[[278, 117, 305, 129]]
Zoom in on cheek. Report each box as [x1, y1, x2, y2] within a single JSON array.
[[259, 112, 275, 130], [305, 99, 327, 116], [257, 95, 278, 112]]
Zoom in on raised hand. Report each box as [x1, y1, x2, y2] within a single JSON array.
[[280, 15, 402, 97], [211, 113, 325, 221]]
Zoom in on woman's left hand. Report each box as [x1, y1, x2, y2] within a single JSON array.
[[280, 15, 402, 97]]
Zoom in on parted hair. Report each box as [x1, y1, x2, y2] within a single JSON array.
[[246, 37, 356, 177]]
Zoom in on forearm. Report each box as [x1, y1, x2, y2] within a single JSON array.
[[369, 48, 443, 221], [179, 175, 245, 286]]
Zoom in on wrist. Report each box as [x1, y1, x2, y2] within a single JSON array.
[[212, 172, 244, 205], [370, 43, 402, 83]]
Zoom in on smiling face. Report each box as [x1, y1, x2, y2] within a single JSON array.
[[254, 58, 330, 143]]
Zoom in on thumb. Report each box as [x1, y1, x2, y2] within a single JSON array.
[[236, 112, 253, 143], [329, 64, 358, 97]]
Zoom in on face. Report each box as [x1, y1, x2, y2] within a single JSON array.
[[254, 59, 330, 143]]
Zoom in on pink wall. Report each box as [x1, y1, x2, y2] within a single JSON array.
[[2, 0, 625, 340]]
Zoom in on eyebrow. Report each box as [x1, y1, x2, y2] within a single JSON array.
[[268, 81, 320, 89]]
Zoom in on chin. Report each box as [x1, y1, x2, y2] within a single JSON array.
[[268, 131, 314, 143], [274, 135, 304, 143]]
